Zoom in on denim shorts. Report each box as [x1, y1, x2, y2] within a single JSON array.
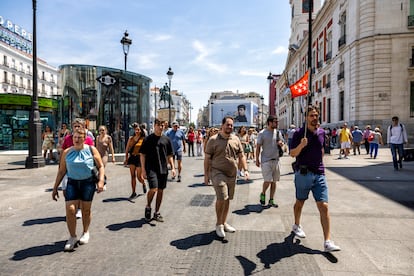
[[65, 177, 96, 202], [294, 171, 328, 202], [173, 152, 183, 161]]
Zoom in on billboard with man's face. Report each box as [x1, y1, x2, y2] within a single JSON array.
[[210, 100, 259, 128]]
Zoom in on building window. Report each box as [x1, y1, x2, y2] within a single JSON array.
[[339, 91, 344, 121], [338, 62, 345, 81], [3, 71, 8, 83], [3, 55, 8, 66], [338, 13, 346, 48], [20, 76, 23, 88], [326, 31, 332, 61], [410, 46, 414, 67], [42, 71, 46, 80], [327, 98, 331, 123], [318, 39, 323, 68], [410, 81, 414, 117]]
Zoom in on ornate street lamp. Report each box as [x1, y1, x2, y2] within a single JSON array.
[[26, 0, 45, 168], [166, 67, 174, 125], [120, 31, 132, 71], [261, 96, 264, 129], [267, 72, 273, 116]]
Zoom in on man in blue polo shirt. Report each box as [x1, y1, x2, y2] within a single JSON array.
[[166, 121, 186, 182], [289, 105, 341, 253]]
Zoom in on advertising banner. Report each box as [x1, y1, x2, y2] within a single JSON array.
[[210, 100, 259, 128]]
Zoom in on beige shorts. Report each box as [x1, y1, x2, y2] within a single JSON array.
[[261, 160, 280, 182], [341, 141, 351, 149], [211, 170, 236, 201]]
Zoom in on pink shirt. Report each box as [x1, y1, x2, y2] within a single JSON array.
[[62, 134, 94, 150]]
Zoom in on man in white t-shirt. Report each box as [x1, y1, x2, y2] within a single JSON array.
[[387, 116, 408, 170]]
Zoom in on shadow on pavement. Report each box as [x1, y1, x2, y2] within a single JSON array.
[[106, 218, 152, 231], [233, 204, 264, 215], [170, 231, 221, 250], [235, 255, 257, 276], [23, 216, 66, 226], [188, 183, 210, 188], [103, 196, 142, 203], [11, 241, 66, 260], [256, 233, 329, 270], [328, 162, 414, 210]]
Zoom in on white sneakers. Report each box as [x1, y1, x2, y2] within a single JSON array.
[[292, 224, 306, 238], [64, 232, 90, 251], [292, 224, 341, 252], [216, 223, 236, 238], [224, 223, 236, 233], [64, 236, 77, 251], [79, 232, 90, 245], [215, 225, 225, 238], [324, 240, 341, 252], [76, 209, 82, 219]]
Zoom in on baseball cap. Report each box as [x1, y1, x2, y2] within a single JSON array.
[[172, 121, 179, 126]]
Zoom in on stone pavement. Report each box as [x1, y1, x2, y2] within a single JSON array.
[[0, 148, 413, 275]]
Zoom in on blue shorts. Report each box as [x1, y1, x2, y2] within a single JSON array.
[[65, 177, 96, 202], [146, 170, 168, 190], [294, 172, 328, 202], [173, 152, 183, 161]]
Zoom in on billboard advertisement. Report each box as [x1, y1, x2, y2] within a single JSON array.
[[210, 100, 259, 128]]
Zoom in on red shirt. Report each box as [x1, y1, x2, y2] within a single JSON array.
[[62, 134, 94, 150], [187, 131, 195, 143]]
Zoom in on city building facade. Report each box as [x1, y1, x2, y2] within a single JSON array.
[[0, 16, 59, 150], [200, 91, 268, 129], [276, 0, 414, 139]]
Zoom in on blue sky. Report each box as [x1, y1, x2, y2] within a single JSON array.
[[1, 0, 291, 122]]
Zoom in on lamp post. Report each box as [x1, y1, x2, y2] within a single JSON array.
[[120, 31, 132, 71], [261, 96, 264, 129], [154, 85, 157, 121], [267, 72, 273, 116], [166, 67, 174, 125], [120, 31, 131, 150], [26, 0, 45, 168]]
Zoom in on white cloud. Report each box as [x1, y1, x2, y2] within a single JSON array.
[[272, 46, 288, 55], [192, 40, 228, 73], [151, 34, 173, 42], [239, 70, 268, 77]]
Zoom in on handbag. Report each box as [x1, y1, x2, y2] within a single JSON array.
[[89, 146, 100, 184], [278, 144, 284, 157]]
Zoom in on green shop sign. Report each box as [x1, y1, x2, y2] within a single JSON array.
[[0, 94, 57, 108]]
